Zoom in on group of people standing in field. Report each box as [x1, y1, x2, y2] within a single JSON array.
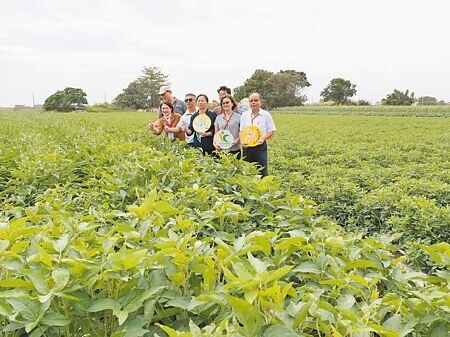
[[148, 85, 276, 177]]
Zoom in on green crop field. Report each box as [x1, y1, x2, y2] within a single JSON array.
[[0, 109, 449, 336]]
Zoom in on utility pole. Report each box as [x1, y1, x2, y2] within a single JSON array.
[[32, 92, 35, 108]]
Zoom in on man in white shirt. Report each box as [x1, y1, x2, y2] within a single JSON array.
[[240, 93, 276, 177], [175, 93, 197, 146]]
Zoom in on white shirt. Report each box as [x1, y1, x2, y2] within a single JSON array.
[[240, 108, 276, 136], [177, 111, 195, 143]]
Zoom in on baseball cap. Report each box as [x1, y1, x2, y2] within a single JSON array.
[[158, 85, 171, 95]]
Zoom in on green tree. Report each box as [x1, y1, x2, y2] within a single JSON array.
[[320, 78, 357, 105], [43, 87, 88, 112], [267, 70, 310, 107], [113, 66, 168, 110], [416, 96, 437, 106], [234, 69, 273, 103], [381, 89, 415, 106], [234, 69, 310, 108]]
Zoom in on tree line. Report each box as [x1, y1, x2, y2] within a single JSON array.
[[42, 66, 446, 112]]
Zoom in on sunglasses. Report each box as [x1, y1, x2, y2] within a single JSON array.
[[249, 99, 259, 102], [221, 101, 231, 105], [184, 98, 194, 103]]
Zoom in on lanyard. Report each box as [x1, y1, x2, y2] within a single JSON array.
[[251, 112, 260, 125], [223, 112, 234, 130]]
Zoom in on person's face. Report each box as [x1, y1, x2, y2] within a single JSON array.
[[218, 90, 228, 101], [221, 98, 233, 111], [249, 94, 261, 111], [161, 103, 172, 116], [197, 96, 207, 109], [161, 91, 172, 101], [184, 96, 196, 108]]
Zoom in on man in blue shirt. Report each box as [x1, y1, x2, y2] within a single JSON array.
[[157, 85, 187, 118]]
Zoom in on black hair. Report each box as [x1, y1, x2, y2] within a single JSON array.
[[217, 86, 231, 95], [196, 94, 209, 103], [159, 100, 174, 112]]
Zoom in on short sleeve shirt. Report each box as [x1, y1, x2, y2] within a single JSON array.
[[177, 111, 195, 143], [214, 112, 241, 152]]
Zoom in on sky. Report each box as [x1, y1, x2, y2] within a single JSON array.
[[1, 0, 449, 107]]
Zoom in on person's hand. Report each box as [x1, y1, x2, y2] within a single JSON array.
[[214, 142, 221, 150], [147, 121, 153, 130], [164, 125, 170, 132]]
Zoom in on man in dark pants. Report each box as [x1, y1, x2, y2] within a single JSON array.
[[240, 93, 276, 177]]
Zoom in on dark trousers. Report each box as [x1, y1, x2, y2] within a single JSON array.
[[243, 143, 268, 177], [229, 149, 242, 160]]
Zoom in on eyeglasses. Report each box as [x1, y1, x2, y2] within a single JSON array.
[[184, 98, 194, 103], [221, 101, 231, 105], [249, 99, 259, 102]]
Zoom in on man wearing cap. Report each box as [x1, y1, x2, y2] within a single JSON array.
[[158, 85, 187, 118]]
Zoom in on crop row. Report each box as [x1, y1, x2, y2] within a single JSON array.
[[0, 111, 449, 336], [273, 105, 450, 117], [270, 114, 449, 268]]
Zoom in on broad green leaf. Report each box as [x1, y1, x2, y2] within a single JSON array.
[[156, 323, 192, 337], [0, 288, 29, 299], [293, 302, 312, 329], [24, 269, 49, 294], [345, 260, 380, 270], [348, 274, 369, 288], [247, 253, 268, 274], [226, 295, 264, 337], [167, 296, 191, 310], [0, 278, 33, 289], [244, 288, 259, 304], [40, 312, 71, 326], [0, 239, 10, 252], [37, 245, 53, 267], [54, 234, 69, 253], [6, 298, 41, 321], [0, 300, 12, 316], [368, 323, 399, 337], [233, 262, 254, 280], [266, 265, 293, 283], [430, 322, 449, 337], [293, 262, 320, 274], [337, 294, 356, 310], [52, 268, 70, 289], [260, 324, 301, 337], [88, 298, 120, 313]]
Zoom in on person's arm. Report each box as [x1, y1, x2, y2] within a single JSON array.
[[263, 130, 274, 141], [186, 113, 196, 136], [261, 113, 276, 142], [213, 124, 220, 149], [151, 119, 164, 135]]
